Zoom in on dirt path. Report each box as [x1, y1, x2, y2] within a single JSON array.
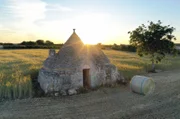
[[0, 69, 180, 119]]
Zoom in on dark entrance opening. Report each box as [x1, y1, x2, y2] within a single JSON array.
[[83, 68, 90, 89]]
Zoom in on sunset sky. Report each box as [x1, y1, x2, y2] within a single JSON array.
[[0, 0, 180, 44]]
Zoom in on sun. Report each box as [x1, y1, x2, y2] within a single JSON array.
[[75, 24, 109, 45], [66, 13, 111, 45], [79, 30, 107, 45]]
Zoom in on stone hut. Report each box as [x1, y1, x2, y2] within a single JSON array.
[[38, 29, 124, 95]]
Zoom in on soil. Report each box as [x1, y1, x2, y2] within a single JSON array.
[[0, 69, 180, 119]]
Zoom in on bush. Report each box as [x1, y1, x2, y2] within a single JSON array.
[[3, 45, 26, 49], [3, 44, 63, 49], [112, 44, 121, 50], [120, 44, 136, 52], [112, 44, 136, 52]]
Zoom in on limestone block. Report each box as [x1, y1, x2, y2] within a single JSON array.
[[68, 89, 77, 95]]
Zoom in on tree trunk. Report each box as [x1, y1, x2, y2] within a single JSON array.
[[151, 59, 155, 72], [151, 54, 155, 72]]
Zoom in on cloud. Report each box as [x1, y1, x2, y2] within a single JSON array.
[[46, 4, 73, 12], [6, 0, 47, 23], [0, 0, 48, 40], [0, 0, 75, 42], [4, 0, 73, 24], [3, 0, 74, 31]]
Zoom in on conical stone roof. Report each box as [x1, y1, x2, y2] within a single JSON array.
[[44, 29, 109, 70], [43, 29, 84, 70], [63, 29, 83, 46]]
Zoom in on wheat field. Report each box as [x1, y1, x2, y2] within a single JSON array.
[[0, 49, 180, 99], [0, 50, 48, 99]]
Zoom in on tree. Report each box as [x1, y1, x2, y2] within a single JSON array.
[[20, 41, 27, 45], [36, 40, 44, 45], [128, 20, 177, 72], [20, 41, 36, 46], [45, 40, 54, 45]]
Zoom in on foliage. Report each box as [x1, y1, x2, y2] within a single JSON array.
[[21, 41, 37, 46], [20, 39, 53, 46], [2, 43, 14, 45], [45, 40, 54, 46], [112, 44, 136, 52], [128, 20, 177, 71], [112, 43, 120, 50], [36, 40, 45, 45], [119, 44, 136, 52], [2, 40, 63, 49], [3, 45, 63, 49], [3, 45, 26, 49]]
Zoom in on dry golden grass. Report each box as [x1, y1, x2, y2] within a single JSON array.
[[0, 49, 180, 99]]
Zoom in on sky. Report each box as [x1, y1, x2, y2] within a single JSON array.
[[0, 0, 180, 44]]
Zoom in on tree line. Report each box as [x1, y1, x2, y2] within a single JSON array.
[[0, 40, 63, 49], [20, 40, 54, 46]]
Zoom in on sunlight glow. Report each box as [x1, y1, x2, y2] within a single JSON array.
[[68, 14, 122, 44], [67, 13, 112, 44]]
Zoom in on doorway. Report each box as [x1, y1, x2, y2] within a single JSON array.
[[83, 68, 90, 89]]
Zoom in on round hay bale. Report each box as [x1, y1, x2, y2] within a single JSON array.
[[130, 75, 155, 95]]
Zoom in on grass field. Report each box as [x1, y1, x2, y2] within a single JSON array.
[[0, 50, 48, 99], [104, 50, 180, 79], [0, 49, 180, 99]]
